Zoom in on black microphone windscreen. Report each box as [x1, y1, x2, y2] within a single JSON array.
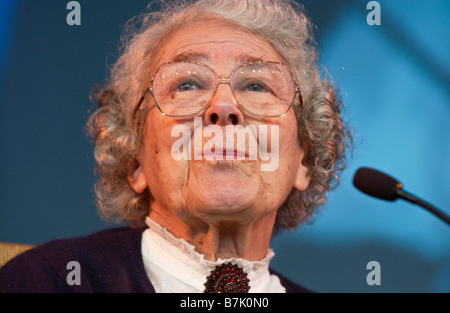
[[353, 167, 400, 201]]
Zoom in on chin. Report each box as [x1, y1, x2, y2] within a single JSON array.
[[184, 161, 267, 216], [188, 178, 260, 215], [210, 181, 256, 205]]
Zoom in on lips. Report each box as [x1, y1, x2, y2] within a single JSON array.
[[197, 148, 249, 160]]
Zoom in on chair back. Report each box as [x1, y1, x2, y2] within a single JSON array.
[[0, 242, 34, 267]]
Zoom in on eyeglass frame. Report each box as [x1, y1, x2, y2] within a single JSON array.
[[133, 60, 303, 119]]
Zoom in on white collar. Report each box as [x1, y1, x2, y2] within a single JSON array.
[[141, 217, 285, 293]]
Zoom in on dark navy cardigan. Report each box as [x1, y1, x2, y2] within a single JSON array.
[[0, 227, 312, 293]]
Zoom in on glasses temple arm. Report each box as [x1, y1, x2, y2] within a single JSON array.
[[133, 88, 150, 119]]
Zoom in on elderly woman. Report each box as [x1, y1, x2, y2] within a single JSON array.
[[0, 0, 350, 293]]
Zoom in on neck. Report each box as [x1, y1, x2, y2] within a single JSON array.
[[148, 208, 276, 262]]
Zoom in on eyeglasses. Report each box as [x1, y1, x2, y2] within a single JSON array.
[[134, 61, 302, 118]]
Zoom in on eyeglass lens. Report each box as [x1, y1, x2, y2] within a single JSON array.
[[151, 62, 296, 117]]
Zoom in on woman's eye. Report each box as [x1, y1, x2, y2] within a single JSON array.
[[245, 84, 265, 92], [177, 81, 197, 91]]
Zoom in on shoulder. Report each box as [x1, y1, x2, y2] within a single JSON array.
[[0, 227, 152, 292], [270, 268, 315, 293]]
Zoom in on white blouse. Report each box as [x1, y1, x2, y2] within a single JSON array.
[[141, 217, 286, 293]]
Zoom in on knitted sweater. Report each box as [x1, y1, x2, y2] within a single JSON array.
[[0, 227, 312, 293]]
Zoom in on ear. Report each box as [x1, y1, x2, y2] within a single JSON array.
[[293, 148, 310, 192], [127, 162, 148, 194]]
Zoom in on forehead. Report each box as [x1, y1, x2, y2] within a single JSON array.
[[154, 20, 284, 72]]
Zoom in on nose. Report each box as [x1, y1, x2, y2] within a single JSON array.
[[203, 83, 245, 126]]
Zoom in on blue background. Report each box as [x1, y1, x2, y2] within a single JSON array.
[[0, 0, 448, 292]]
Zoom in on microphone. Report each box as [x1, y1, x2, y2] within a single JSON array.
[[353, 167, 450, 225]]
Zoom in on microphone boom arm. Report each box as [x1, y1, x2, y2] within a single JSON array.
[[395, 188, 450, 225]]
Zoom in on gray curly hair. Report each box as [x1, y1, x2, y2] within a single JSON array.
[[87, 0, 352, 232]]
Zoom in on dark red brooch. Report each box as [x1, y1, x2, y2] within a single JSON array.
[[204, 262, 250, 293]]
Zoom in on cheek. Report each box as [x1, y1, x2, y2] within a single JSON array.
[[273, 111, 300, 157], [140, 115, 191, 194], [142, 112, 185, 161], [274, 114, 302, 177]]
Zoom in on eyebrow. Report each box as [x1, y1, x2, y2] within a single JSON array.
[[236, 54, 265, 64], [171, 51, 209, 63], [170, 52, 265, 65]]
